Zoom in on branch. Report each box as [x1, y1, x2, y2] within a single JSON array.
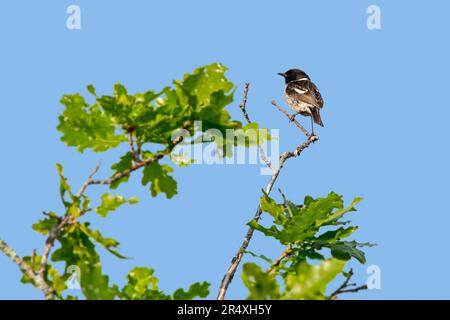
[[89, 146, 174, 186], [37, 139, 184, 283], [266, 247, 292, 274], [217, 87, 318, 300], [0, 238, 54, 299], [330, 269, 368, 299], [2, 121, 187, 300], [39, 163, 101, 278], [271, 100, 311, 137], [128, 130, 142, 163], [76, 162, 102, 198], [239, 83, 272, 170], [239, 83, 251, 123], [38, 215, 71, 280]]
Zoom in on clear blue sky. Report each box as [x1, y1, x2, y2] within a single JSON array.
[[1, 1, 449, 299]]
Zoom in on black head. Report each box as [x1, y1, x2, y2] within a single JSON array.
[[278, 69, 310, 84]]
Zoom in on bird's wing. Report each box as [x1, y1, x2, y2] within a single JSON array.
[[310, 81, 324, 109], [286, 80, 322, 108]]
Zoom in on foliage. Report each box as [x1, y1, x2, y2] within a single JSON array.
[[2, 63, 373, 300], [23, 63, 258, 299], [117, 267, 210, 300], [242, 190, 375, 300]]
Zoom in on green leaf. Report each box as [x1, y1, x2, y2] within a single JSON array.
[[287, 192, 344, 234], [55, 163, 73, 207], [243, 250, 273, 264], [109, 152, 133, 189], [228, 123, 271, 148], [79, 262, 117, 299], [119, 267, 170, 300], [77, 222, 128, 259], [242, 263, 281, 300], [128, 196, 139, 204], [95, 193, 139, 218], [172, 282, 210, 300], [20, 255, 67, 297], [247, 219, 281, 239], [47, 265, 67, 296], [51, 227, 116, 299], [282, 259, 346, 300], [252, 192, 364, 245], [87, 84, 97, 96], [297, 248, 326, 261], [141, 162, 177, 198], [260, 191, 286, 225], [57, 93, 125, 153], [170, 63, 241, 136], [316, 226, 358, 243], [319, 197, 364, 226], [327, 241, 376, 264], [32, 214, 59, 235], [176, 63, 234, 107]]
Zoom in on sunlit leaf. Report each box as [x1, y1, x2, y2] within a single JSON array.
[[141, 162, 177, 198], [95, 193, 139, 218], [58, 93, 125, 152], [172, 282, 210, 300], [283, 259, 346, 300], [242, 263, 280, 300]]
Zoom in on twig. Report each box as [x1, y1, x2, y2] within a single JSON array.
[[217, 91, 318, 300], [330, 269, 368, 299], [76, 161, 102, 198], [266, 247, 292, 273], [239, 83, 272, 170], [0, 239, 54, 299], [38, 215, 72, 279], [239, 83, 252, 124], [37, 162, 102, 277], [271, 100, 311, 137], [90, 147, 173, 186], [136, 138, 142, 158], [38, 141, 184, 281], [128, 131, 141, 163], [1, 120, 187, 300], [90, 126, 186, 186], [31, 248, 37, 268]]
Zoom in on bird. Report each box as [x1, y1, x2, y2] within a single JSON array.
[[278, 69, 324, 136]]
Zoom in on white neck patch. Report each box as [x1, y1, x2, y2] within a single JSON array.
[[292, 78, 308, 82]]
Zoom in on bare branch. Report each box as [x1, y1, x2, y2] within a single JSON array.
[[0, 238, 54, 299], [271, 100, 311, 137], [217, 90, 318, 300], [128, 131, 142, 163], [238, 83, 272, 170], [76, 161, 102, 198], [239, 83, 252, 123], [330, 269, 368, 299]]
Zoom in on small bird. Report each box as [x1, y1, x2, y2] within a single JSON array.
[[278, 69, 324, 136]]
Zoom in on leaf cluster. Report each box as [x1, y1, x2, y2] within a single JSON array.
[[242, 190, 375, 299]]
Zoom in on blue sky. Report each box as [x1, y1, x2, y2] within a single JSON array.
[[0, 1, 449, 299]]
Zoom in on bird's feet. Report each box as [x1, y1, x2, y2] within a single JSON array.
[[309, 133, 318, 142], [289, 114, 297, 122]]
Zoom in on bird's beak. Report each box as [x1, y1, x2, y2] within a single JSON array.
[[277, 72, 286, 77]]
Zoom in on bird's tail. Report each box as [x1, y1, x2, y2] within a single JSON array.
[[311, 108, 324, 127]]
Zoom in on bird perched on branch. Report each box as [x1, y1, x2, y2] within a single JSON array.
[[278, 69, 324, 136]]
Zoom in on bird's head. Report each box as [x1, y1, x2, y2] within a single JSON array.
[[278, 69, 310, 84]]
